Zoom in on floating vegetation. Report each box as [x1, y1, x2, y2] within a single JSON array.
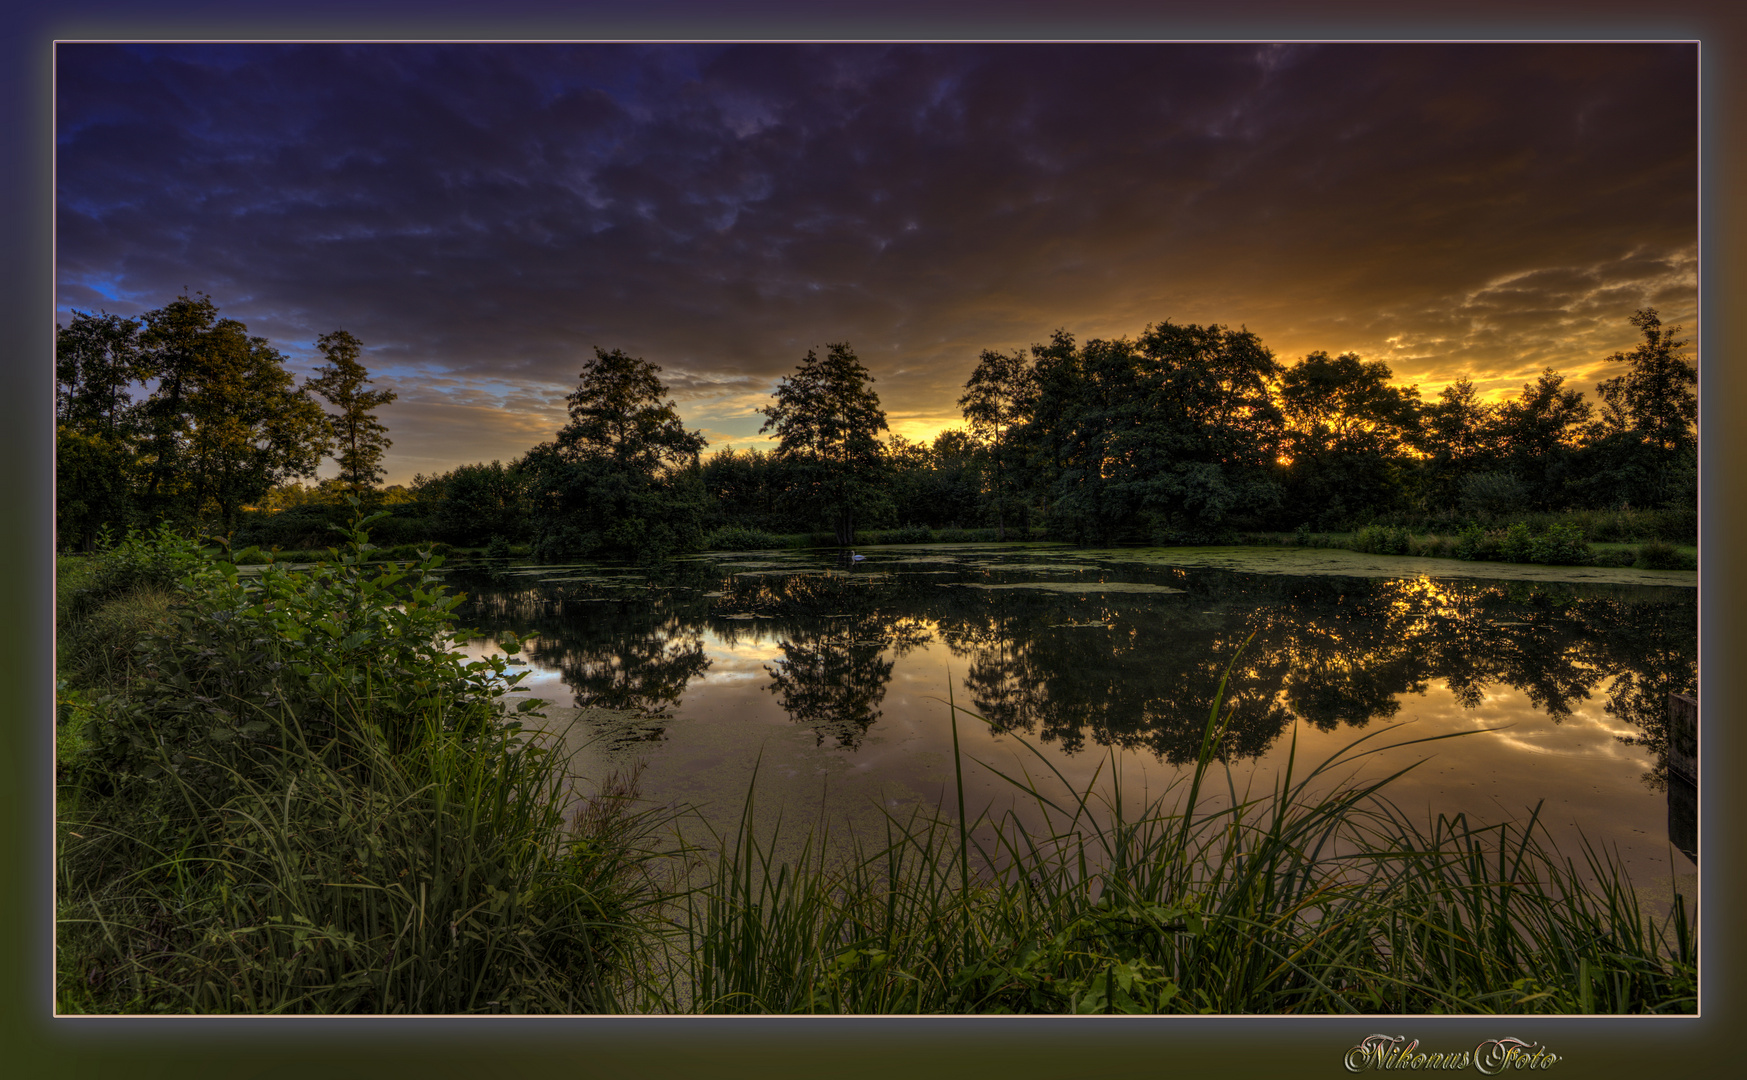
[[960, 581, 1186, 594], [1062, 546, 1696, 587]]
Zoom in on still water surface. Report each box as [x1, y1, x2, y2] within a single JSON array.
[[449, 544, 1697, 901]]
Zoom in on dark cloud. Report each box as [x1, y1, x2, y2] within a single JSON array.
[[56, 42, 1697, 482]]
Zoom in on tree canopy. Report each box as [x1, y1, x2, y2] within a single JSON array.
[[760, 342, 889, 546], [306, 329, 396, 494]]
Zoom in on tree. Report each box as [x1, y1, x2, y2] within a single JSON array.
[[1018, 322, 1285, 543], [959, 348, 1036, 539], [56, 311, 148, 548], [760, 342, 889, 546], [1278, 351, 1420, 527], [134, 294, 329, 531], [1594, 308, 1697, 455], [180, 323, 331, 530], [1414, 376, 1498, 507], [524, 347, 707, 561], [57, 310, 146, 437], [1576, 308, 1697, 511], [1486, 369, 1591, 509], [306, 329, 396, 494], [556, 347, 705, 470]]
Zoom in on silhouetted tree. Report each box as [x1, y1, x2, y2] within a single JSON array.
[[1278, 351, 1420, 527], [760, 342, 889, 546], [524, 347, 707, 561], [960, 348, 1036, 539], [305, 329, 396, 495], [1486, 369, 1591, 509]]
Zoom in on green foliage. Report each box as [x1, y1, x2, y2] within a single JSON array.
[[760, 342, 891, 546], [525, 348, 709, 563], [1499, 522, 1535, 563], [1528, 523, 1591, 565], [57, 507, 667, 1013], [304, 330, 396, 494], [1352, 524, 1411, 555], [57, 295, 330, 540], [74, 505, 526, 797], [1635, 539, 1693, 571], [705, 527, 792, 551], [1459, 471, 1528, 519], [653, 675, 1695, 1015]]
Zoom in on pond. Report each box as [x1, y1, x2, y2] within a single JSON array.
[[448, 543, 1698, 907]]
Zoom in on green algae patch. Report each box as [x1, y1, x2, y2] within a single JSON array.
[[1059, 545, 1697, 587], [960, 580, 1186, 594]]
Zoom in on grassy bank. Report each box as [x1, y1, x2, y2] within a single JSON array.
[[57, 525, 1696, 1013], [56, 518, 666, 1013], [1241, 522, 1696, 572]]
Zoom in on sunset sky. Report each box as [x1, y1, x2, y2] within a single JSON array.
[[54, 41, 1698, 486]]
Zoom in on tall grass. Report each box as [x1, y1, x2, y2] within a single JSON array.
[[650, 657, 1696, 1014], [56, 511, 673, 1014]]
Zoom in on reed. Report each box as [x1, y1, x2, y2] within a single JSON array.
[[649, 655, 1696, 1014]]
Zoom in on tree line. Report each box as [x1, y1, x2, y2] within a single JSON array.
[[57, 298, 1696, 557], [56, 293, 396, 550]]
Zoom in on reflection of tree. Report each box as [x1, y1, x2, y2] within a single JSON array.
[[765, 625, 895, 748], [930, 573, 1694, 779], [1592, 598, 1699, 790], [457, 580, 713, 717], [453, 560, 1695, 791], [715, 571, 932, 749], [534, 617, 710, 713]]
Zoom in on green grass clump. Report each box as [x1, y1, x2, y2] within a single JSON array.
[[646, 657, 1696, 1015], [705, 526, 793, 551], [1635, 539, 1695, 571], [57, 506, 668, 1014]]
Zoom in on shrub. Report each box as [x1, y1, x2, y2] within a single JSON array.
[[1459, 472, 1528, 519], [1636, 539, 1693, 571], [1499, 522, 1535, 563], [1528, 523, 1591, 566], [1452, 526, 1486, 561], [57, 504, 664, 1014], [1592, 547, 1639, 568], [77, 506, 536, 795], [1351, 525, 1408, 555], [706, 526, 790, 551]]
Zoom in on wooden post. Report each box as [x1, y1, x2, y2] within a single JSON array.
[[1667, 691, 1697, 865], [1668, 692, 1697, 785]]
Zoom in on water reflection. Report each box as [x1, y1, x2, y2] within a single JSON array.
[[453, 552, 1695, 790]]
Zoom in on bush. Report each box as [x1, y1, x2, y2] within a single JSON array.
[[1351, 525, 1410, 556], [1636, 539, 1694, 571], [75, 506, 535, 796], [1499, 522, 1535, 563], [706, 527, 790, 551], [57, 505, 663, 1013], [1592, 547, 1639, 568], [1528, 523, 1591, 566], [1459, 472, 1528, 519]]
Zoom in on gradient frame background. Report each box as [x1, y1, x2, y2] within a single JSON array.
[[4, 3, 1737, 1078]]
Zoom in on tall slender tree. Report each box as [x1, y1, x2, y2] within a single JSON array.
[[306, 329, 396, 494], [56, 311, 148, 547], [760, 342, 889, 546], [959, 348, 1035, 539]]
